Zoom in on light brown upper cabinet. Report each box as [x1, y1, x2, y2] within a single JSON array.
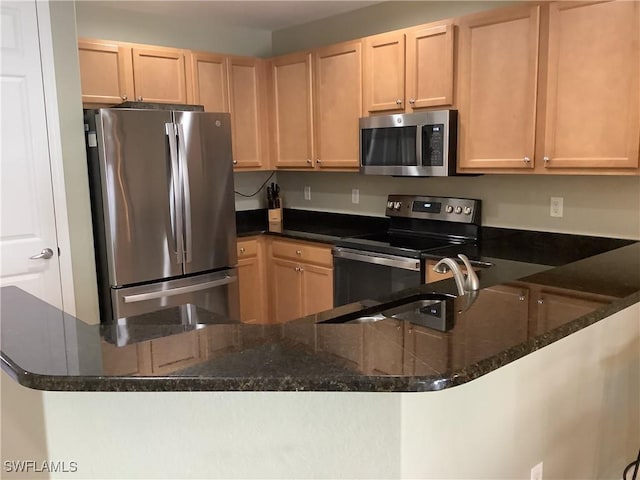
[[188, 51, 229, 112], [457, 4, 541, 171], [363, 22, 455, 114], [131, 46, 188, 103], [188, 53, 268, 170], [541, 0, 639, 171], [271, 52, 315, 169], [78, 39, 188, 105], [313, 40, 363, 170], [78, 39, 134, 105], [363, 31, 406, 113], [228, 56, 268, 170], [458, 1, 639, 174]]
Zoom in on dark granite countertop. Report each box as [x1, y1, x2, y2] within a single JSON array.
[[2, 241, 638, 392]]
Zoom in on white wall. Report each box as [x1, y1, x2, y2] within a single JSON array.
[[277, 171, 640, 239], [47, 0, 99, 324], [2, 303, 637, 479]]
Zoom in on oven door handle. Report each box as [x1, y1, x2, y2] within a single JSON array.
[[333, 248, 421, 271]]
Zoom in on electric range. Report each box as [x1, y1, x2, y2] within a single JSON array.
[[332, 194, 482, 307]]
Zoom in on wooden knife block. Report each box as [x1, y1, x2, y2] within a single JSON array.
[[268, 208, 282, 233]]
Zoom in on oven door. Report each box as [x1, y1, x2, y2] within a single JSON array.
[[333, 247, 422, 307]]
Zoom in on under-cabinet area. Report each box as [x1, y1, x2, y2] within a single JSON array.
[[76, 0, 640, 176]]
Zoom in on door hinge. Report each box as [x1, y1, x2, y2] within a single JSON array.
[[57, 247, 61, 256]]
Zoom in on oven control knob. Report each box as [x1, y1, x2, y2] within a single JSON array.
[[454, 206, 463, 214], [463, 206, 472, 215], [387, 201, 393, 209], [445, 205, 453, 214], [394, 202, 402, 210]]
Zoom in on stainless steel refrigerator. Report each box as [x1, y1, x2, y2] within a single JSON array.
[[84, 106, 239, 323]]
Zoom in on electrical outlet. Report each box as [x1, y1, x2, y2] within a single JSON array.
[[352, 188, 359, 204], [550, 196, 563, 218], [304, 186, 311, 201], [530, 461, 543, 480]]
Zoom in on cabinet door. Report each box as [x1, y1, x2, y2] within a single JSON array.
[[132, 47, 187, 103], [403, 323, 449, 375], [456, 284, 529, 365], [228, 56, 265, 169], [406, 23, 454, 109], [364, 319, 404, 375], [272, 52, 314, 168], [271, 257, 303, 322], [188, 51, 228, 112], [457, 5, 541, 171], [542, 1, 639, 170], [237, 238, 267, 324], [534, 291, 608, 334], [363, 32, 406, 113], [313, 41, 362, 170], [78, 39, 134, 105], [301, 262, 333, 316]]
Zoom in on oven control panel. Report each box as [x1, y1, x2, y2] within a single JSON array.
[[385, 195, 481, 224]]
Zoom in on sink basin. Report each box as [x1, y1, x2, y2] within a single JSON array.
[[319, 292, 456, 331]]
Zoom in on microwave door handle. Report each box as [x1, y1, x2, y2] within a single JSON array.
[[165, 123, 183, 264], [416, 125, 424, 166]]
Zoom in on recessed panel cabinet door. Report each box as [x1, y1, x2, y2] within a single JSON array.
[[132, 47, 187, 103], [457, 5, 540, 171], [313, 41, 362, 169], [272, 258, 303, 323], [406, 24, 455, 109], [228, 56, 264, 169], [542, 1, 640, 170], [363, 32, 406, 113], [188, 51, 229, 113], [78, 39, 134, 105], [301, 263, 333, 316], [272, 52, 314, 168]]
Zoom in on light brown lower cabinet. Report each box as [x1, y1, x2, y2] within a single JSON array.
[[268, 238, 333, 323], [236, 237, 268, 324], [101, 330, 205, 376]]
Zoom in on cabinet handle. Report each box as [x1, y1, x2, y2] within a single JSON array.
[[121, 94, 128, 101], [239, 247, 245, 254], [295, 267, 299, 272], [519, 295, 526, 301], [299, 267, 304, 272], [395, 99, 402, 105], [523, 156, 531, 164], [408, 326, 413, 334], [306, 159, 312, 165], [137, 96, 143, 101], [316, 159, 321, 164], [296, 250, 302, 256], [233, 160, 238, 165], [409, 98, 415, 104], [537, 299, 544, 305], [543, 156, 550, 165]]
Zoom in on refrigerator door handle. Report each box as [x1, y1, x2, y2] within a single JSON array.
[[122, 275, 237, 303], [176, 123, 193, 264], [165, 123, 184, 264]]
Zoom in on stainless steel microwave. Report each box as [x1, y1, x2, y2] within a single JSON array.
[[359, 110, 458, 176]]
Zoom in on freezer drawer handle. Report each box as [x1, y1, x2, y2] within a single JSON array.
[[122, 275, 237, 303]]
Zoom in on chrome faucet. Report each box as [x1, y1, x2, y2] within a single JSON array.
[[433, 254, 480, 296]]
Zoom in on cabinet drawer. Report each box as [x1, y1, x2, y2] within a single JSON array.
[[271, 239, 332, 267], [237, 238, 258, 258]]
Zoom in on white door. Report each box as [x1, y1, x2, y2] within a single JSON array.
[[0, 1, 63, 309]]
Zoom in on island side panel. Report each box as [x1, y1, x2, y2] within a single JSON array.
[[400, 303, 640, 479], [37, 392, 401, 479]]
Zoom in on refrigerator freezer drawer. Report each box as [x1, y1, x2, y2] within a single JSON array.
[[111, 269, 239, 321]]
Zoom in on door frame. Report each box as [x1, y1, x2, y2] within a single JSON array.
[[34, 1, 76, 315]]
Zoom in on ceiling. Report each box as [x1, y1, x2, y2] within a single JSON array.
[[83, 1, 384, 31]]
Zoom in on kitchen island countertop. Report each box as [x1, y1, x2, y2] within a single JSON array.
[[2, 239, 638, 392]]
